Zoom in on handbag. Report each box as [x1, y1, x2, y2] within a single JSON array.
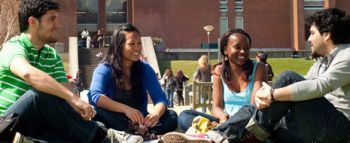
[[0, 113, 20, 142]]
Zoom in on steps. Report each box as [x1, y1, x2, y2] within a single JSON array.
[[78, 48, 108, 89]]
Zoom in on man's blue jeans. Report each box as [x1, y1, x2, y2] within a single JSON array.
[[4, 89, 100, 143], [94, 107, 178, 135], [213, 71, 350, 142]]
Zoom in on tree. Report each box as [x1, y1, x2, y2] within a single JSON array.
[[0, 0, 20, 47]]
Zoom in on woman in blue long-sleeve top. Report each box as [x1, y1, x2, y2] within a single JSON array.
[[88, 24, 177, 135]]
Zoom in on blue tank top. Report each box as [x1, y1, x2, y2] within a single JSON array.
[[222, 61, 258, 116]]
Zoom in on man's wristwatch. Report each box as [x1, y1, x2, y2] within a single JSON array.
[[270, 88, 275, 102]]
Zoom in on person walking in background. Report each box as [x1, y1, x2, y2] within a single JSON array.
[[88, 24, 177, 138], [175, 70, 189, 106], [256, 51, 274, 81], [81, 28, 89, 40], [0, 0, 142, 142], [193, 55, 212, 112], [161, 69, 176, 108], [97, 29, 104, 49], [86, 35, 91, 49], [74, 69, 84, 97], [80, 28, 89, 48], [193, 55, 212, 82], [175, 29, 267, 133]]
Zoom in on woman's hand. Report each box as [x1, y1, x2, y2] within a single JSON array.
[[144, 113, 160, 127], [124, 106, 144, 124]]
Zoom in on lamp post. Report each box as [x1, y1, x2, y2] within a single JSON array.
[[203, 25, 214, 59]]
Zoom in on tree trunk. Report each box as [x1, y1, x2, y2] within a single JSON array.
[[0, 0, 20, 47]]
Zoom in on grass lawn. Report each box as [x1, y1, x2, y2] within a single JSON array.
[[159, 58, 315, 82]]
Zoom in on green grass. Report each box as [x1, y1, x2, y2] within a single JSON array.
[[268, 58, 314, 80], [159, 58, 315, 82]]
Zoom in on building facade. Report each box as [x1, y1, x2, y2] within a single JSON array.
[[56, 0, 349, 52]]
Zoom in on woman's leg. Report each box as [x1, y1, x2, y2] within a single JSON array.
[[150, 110, 178, 135], [93, 107, 130, 131]]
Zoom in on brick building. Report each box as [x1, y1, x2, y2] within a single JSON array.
[[55, 0, 349, 52]]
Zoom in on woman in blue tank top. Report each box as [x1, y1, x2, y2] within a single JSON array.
[[178, 29, 267, 131]]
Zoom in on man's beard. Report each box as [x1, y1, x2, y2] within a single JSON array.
[[311, 51, 322, 59], [46, 38, 58, 44]]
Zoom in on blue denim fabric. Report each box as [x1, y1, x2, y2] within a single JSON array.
[[166, 88, 174, 108], [94, 108, 178, 135], [212, 71, 350, 142], [201, 96, 208, 113], [178, 110, 219, 132], [4, 89, 99, 143]]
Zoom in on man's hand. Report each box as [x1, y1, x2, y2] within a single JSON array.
[[124, 107, 144, 124], [144, 113, 160, 127], [69, 97, 96, 121], [255, 82, 273, 109]]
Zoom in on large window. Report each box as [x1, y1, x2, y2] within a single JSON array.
[[105, 0, 127, 23], [304, 0, 323, 17], [234, 1, 244, 29], [235, 17, 244, 29], [77, 0, 98, 24]]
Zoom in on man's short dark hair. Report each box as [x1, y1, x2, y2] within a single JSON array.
[[306, 8, 350, 44], [18, 0, 59, 32]]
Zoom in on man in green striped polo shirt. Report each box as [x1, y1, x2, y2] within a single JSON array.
[[0, 0, 142, 142]]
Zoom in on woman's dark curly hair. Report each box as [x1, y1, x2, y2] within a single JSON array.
[[218, 29, 253, 82], [306, 8, 350, 44]]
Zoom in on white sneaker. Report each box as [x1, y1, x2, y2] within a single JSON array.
[[12, 132, 34, 143], [206, 131, 228, 143], [107, 129, 143, 143], [162, 132, 211, 143]]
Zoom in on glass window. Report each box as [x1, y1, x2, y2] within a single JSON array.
[[304, 1, 323, 16], [105, 0, 127, 23], [235, 2, 243, 12], [235, 17, 244, 29], [220, 4, 228, 12], [220, 0, 228, 3], [77, 0, 98, 24], [220, 17, 228, 36]]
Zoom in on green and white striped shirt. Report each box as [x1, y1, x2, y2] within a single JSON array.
[[0, 33, 68, 116]]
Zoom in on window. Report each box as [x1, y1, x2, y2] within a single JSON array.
[[220, 4, 228, 12], [304, 0, 323, 16], [235, 17, 244, 29], [77, 0, 98, 24], [220, 17, 228, 36], [234, 0, 243, 29], [220, 0, 228, 3], [235, 1, 243, 12], [105, 0, 127, 23]]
